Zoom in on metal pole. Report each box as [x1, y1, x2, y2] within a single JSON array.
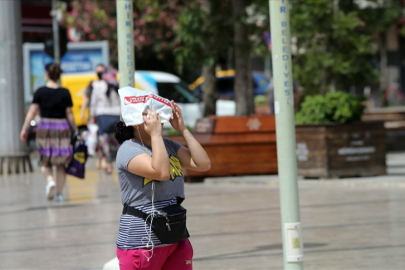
[[0, 0, 26, 156], [52, 0, 60, 64], [269, 1, 304, 269], [116, 0, 135, 88]]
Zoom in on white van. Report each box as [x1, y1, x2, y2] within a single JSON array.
[[134, 71, 235, 128]]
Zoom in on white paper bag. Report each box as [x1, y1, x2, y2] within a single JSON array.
[[86, 124, 98, 156], [118, 87, 173, 126]]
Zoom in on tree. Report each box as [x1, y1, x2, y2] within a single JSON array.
[[64, 0, 268, 116], [290, 0, 403, 95], [63, 0, 181, 68], [176, 0, 269, 116], [175, 0, 233, 116], [233, 0, 253, 116]]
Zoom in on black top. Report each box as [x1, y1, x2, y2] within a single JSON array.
[[32, 86, 73, 119]]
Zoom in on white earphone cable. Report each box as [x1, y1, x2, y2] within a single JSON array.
[[137, 128, 156, 261]]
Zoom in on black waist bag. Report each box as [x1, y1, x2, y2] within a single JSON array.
[[123, 203, 190, 245]]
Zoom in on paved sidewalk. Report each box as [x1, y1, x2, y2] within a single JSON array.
[[0, 152, 404, 269]]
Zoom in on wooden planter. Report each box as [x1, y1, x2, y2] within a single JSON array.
[[296, 122, 386, 178], [168, 115, 278, 181]]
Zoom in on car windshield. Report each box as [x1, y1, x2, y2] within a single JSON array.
[[156, 81, 195, 103]]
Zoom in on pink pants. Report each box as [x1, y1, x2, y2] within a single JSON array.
[[116, 239, 193, 270]]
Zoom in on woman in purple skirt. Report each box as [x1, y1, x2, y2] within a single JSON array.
[[20, 63, 78, 202]]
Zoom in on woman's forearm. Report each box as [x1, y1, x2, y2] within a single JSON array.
[[21, 111, 35, 132], [21, 104, 38, 132], [181, 129, 211, 170], [151, 135, 170, 179], [81, 96, 89, 118]]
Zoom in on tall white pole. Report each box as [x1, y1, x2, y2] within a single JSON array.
[[52, 0, 60, 64], [269, 1, 304, 269], [0, 0, 26, 156], [116, 0, 135, 88]]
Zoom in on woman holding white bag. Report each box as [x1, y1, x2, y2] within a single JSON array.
[[114, 88, 211, 270], [88, 66, 120, 174]]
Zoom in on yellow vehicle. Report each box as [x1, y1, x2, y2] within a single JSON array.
[[60, 73, 96, 127]]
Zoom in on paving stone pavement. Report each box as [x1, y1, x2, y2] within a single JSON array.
[[0, 152, 404, 270]]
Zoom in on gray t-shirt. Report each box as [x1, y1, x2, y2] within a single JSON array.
[[116, 138, 185, 207]]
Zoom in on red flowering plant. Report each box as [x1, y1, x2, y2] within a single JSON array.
[[63, 0, 181, 65]]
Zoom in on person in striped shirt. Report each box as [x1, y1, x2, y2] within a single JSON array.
[[114, 102, 211, 270]]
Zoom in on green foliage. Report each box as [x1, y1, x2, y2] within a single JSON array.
[[295, 91, 366, 124], [254, 95, 268, 106], [290, 0, 403, 95], [174, 1, 233, 68]]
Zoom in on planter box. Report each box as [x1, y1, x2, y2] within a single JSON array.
[[169, 115, 278, 181], [296, 122, 386, 178], [362, 107, 405, 151]]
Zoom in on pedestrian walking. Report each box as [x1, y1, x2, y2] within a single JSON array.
[[81, 64, 108, 169], [114, 101, 211, 270], [20, 63, 77, 202], [88, 65, 120, 174]]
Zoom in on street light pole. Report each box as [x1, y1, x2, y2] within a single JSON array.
[[269, 1, 304, 269], [52, 0, 60, 64], [116, 0, 135, 88]]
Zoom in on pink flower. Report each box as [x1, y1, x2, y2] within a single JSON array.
[[138, 35, 145, 42], [145, 7, 153, 14], [71, 8, 79, 17], [171, 19, 177, 26], [133, 29, 140, 37], [110, 20, 116, 28], [84, 26, 90, 33], [89, 34, 96, 40], [137, 19, 145, 26], [166, 31, 172, 38], [83, 13, 90, 20], [85, 4, 93, 11]]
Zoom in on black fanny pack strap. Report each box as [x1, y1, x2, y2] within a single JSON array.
[[123, 197, 184, 217], [122, 204, 147, 219]]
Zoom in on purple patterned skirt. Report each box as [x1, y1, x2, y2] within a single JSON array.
[[36, 118, 73, 166]]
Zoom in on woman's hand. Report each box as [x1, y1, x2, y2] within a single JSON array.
[[143, 109, 162, 137], [20, 129, 28, 143], [169, 101, 186, 133]]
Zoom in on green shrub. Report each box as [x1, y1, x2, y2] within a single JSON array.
[[254, 95, 268, 106], [295, 91, 365, 124]]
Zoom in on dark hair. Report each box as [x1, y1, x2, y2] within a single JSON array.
[[96, 63, 105, 69], [115, 121, 134, 144], [45, 63, 62, 81]]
